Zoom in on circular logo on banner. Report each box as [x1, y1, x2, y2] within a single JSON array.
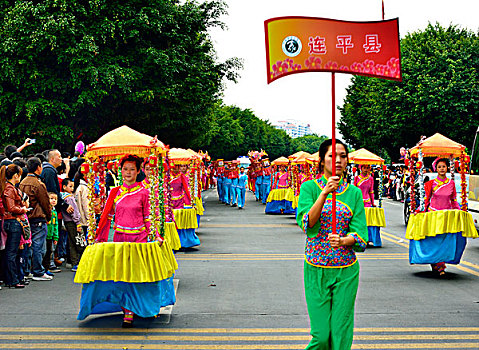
[[282, 36, 302, 57]]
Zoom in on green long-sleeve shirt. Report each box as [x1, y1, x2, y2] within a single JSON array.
[[296, 176, 368, 267]]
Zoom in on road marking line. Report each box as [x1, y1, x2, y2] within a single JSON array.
[[1, 327, 478, 333], [2, 334, 479, 341], [1, 343, 479, 350]]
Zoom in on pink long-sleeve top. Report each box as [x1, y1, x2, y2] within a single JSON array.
[[275, 171, 289, 189], [354, 174, 375, 208], [106, 182, 151, 243], [170, 173, 192, 210], [425, 177, 460, 212]]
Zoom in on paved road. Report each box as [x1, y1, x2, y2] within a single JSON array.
[[1, 189, 479, 349]]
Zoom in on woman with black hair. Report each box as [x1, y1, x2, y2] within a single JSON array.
[[296, 139, 368, 350], [0, 164, 29, 288], [409, 158, 463, 276], [78, 154, 174, 328]]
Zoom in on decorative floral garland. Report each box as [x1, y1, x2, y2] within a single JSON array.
[[460, 152, 468, 211], [82, 158, 98, 244], [407, 150, 416, 213], [378, 165, 384, 208], [417, 148, 425, 212]]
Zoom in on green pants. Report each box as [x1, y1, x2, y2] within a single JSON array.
[[304, 261, 360, 350]]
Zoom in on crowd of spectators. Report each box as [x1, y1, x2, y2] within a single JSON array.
[[0, 139, 88, 289]]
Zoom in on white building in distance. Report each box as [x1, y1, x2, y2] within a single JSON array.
[[272, 120, 313, 138]]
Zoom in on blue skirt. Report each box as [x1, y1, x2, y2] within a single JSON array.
[[77, 277, 176, 320], [367, 226, 382, 247], [197, 214, 201, 227], [409, 232, 467, 265], [265, 200, 295, 214], [178, 228, 200, 248]]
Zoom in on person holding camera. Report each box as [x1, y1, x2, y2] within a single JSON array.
[[19, 157, 53, 281]]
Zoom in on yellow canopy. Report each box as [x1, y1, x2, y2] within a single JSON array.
[[306, 152, 319, 163], [409, 133, 465, 158], [169, 148, 193, 165], [289, 151, 312, 164], [272, 156, 289, 166], [86, 125, 166, 160], [348, 148, 385, 165]]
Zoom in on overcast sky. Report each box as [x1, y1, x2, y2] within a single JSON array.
[[208, 0, 478, 137]]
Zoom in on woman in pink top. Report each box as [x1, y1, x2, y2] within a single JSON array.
[[170, 165, 192, 210], [410, 158, 465, 276], [354, 164, 381, 246], [94, 155, 164, 327], [353, 165, 375, 208], [170, 163, 199, 248], [274, 166, 290, 189], [97, 156, 154, 244]]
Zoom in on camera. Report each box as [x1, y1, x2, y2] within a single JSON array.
[[30, 139, 36, 144]]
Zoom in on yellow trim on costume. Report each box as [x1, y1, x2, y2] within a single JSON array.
[[314, 178, 349, 195], [304, 256, 358, 268], [74, 242, 177, 284], [349, 231, 368, 246], [194, 197, 205, 215], [336, 199, 353, 214], [364, 207, 386, 227], [172, 208, 199, 229], [164, 221, 181, 250], [113, 225, 147, 234], [406, 209, 478, 241], [292, 195, 299, 209], [266, 188, 295, 203]]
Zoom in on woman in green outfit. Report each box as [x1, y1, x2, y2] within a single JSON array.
[[297, 139, 368, 350]]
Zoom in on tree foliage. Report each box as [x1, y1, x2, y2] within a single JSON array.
[[0, 0, 241, 151], [338, 23, 479, 161], [291, 134, 328, 154], [202, 104, 294, 160]]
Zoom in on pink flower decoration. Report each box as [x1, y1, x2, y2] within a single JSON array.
[[291, 63, 302, 71], [304, 56, 322, 69], [387, 57, 400, 74], [375, 64, 385, 75], [272, 60, 289, 77], [363, 59, 375, 73], [324, 61, 338, 70]]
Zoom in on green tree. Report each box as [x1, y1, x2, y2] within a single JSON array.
[[338, 23, 479, 161], [202, 104, 294, 160], [0, 0, 241, 151], [291, 134, 328, 154]]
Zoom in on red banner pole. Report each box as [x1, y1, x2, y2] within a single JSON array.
[[331, 72, 337, 237]]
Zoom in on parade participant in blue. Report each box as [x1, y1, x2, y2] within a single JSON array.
[[254, 161, 263, 202], [260, 158, 272, 205], [237, 167, 248, 209], [229, 161, 239, 207], [297, 139, 368, 350], [215, 160, 225, 203], [222, 161, 232, 205]]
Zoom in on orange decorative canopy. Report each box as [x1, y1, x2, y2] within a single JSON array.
[[409, 133, 465, 158], [272, 156, 289, 166], [169, 148, 194, 165], [306, 151, 319, 163], [289, 151, 312, 164], [86, 125, 166, 159], [348, 148, 385, 165]]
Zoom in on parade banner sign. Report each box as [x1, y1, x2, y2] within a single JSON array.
[[265, 17, 401, 83]]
